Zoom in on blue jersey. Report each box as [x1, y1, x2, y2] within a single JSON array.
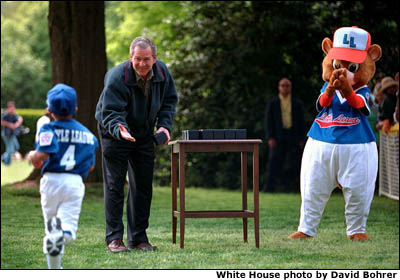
[[307, 82, 376, 144], [37, 119, 99, 178]]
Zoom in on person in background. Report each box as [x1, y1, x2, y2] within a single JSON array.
[[263, 77, 306, 193], [394, 72, 399, 123], [1, 101, 23, 165], [35, 108, 53, 147], [376, 76, 398, 134]]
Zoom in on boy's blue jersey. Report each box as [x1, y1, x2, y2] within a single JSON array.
[[307, 82, 376, 144], [37, 119, 99, 178]]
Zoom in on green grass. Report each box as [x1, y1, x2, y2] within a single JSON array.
[[1, 180, 399, 269], [1, 159, 34, 186]]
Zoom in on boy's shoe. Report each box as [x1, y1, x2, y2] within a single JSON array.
[[45, 217, 65, 256]]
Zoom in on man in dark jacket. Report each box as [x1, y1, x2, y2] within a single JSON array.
[[263, 78, 305, 192], [95, 37, 178, 252]]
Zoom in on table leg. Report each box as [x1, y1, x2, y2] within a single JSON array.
[[253, 144, 260, 248], [241, 152, 248, 243], [171, 148, 178, 244], [179, 149, 186, 249]]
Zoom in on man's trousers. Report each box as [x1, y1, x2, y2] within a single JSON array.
[[98, 127, 155, 247]]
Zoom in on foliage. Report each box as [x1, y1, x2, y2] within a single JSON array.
[[1, 184, 399, 269], [105, 1, 185, 67], [1, 1, 51, 109], [165, 1, 399, 189]]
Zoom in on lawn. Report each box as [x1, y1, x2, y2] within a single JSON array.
[[1, 159, 34, 186], [1, 160, 399, 269]]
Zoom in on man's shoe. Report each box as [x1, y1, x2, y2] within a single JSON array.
[[45, 217, 65, 257], [107, 239, 129, 253], [130, 242, 158, 251]]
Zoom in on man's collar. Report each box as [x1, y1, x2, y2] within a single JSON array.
[[279, 93, 291, 100], [125, 60, 164, 86], [135, 69, 154, 82]]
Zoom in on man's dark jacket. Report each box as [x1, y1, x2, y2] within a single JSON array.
[[264, 96, 306, 144], [95, 59, 178, 140]]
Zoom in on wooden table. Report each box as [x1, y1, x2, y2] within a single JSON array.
[[169, 139, 262, 248]]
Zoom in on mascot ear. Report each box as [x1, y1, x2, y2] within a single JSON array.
[[368, 44, 382, 62], [322, 38, 332, 55]]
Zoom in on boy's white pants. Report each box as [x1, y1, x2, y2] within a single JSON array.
[[298, 138, 378, 237], [40, 172, 85, 243]]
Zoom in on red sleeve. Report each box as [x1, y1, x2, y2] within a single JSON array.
[[345, 91, 365, 109], [319, 93, 334, 107]]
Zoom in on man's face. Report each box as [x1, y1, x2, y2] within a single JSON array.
[[279, 79, 292, 97], [7, 104, 16, 115], [130, 46, 156, 79]]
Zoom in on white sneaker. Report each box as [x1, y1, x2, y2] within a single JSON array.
[[45, 217, 65, 257]]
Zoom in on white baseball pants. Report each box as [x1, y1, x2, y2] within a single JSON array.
[[40, 172, 85, 242], [298, 138, 378, 237]]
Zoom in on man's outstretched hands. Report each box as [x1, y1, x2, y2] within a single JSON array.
[[119, 124, 136, 142], [156, 127, 170, 144]]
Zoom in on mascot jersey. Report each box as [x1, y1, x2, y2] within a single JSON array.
[[37, 119, 98, 179], [307, 82, 375, 144]]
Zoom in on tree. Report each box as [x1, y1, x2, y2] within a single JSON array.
[[48, 1, 106, 182]]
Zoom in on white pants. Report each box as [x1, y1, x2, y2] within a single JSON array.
[[298, 138, 378, 236], [40, 172, 85, 241]]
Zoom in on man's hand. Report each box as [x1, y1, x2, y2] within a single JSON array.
[[119, 124, 136, 142], [156, 127, 170, 144]]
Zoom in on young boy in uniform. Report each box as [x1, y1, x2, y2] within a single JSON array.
[[27, 83, 99, 269]]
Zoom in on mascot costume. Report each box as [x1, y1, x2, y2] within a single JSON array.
[[289, 26, 382, 241]]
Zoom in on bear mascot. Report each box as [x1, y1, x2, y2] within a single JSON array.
[[289, 26, 382, 241]]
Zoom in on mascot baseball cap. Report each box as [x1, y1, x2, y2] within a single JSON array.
[[46, 83, 77, 116], [327, 26, 371, 63]]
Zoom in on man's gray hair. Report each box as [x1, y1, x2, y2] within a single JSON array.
[[129, 36, 157, 57]]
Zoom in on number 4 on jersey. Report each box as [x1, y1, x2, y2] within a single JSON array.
[[60, 145, 76, 171]]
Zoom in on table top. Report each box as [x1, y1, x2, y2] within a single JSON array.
[[169, 139, 262, 145]]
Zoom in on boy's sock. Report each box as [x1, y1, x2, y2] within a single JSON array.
[[46, 254, 63, 269]]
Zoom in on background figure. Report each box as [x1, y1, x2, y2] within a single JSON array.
[[95, 36, 178, 253], [1, 101, 23, 165], [263, 78, 306, 192], [376, 76, 398, 134], [35, 108, 53, 147], [395, 72, 399, 123]]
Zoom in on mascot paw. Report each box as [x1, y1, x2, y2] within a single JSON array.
[[348, 233, 371, 241], [288, 231, 312, 240]]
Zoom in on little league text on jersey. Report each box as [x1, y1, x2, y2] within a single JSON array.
[[54, 129, 95, 145], [315, 112, 360, 127]]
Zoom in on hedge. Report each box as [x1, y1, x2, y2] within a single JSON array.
[[1, 109, 45, 156]]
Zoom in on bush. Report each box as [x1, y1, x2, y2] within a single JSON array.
[[1, 109, 44, 156]]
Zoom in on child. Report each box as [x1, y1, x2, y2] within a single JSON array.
[[27, 83, 98, 269]]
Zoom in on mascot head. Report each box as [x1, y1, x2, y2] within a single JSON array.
[[321, 26, 382, 89]]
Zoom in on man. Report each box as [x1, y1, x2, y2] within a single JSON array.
[[1, 101, 23, 165], [95, 37, 178, 252], [263, 78, 306, 192]]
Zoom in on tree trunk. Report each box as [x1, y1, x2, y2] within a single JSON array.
[[47, 1, 106, 182]]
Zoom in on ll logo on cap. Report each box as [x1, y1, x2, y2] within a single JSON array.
[[343, 34, 356, 48]]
